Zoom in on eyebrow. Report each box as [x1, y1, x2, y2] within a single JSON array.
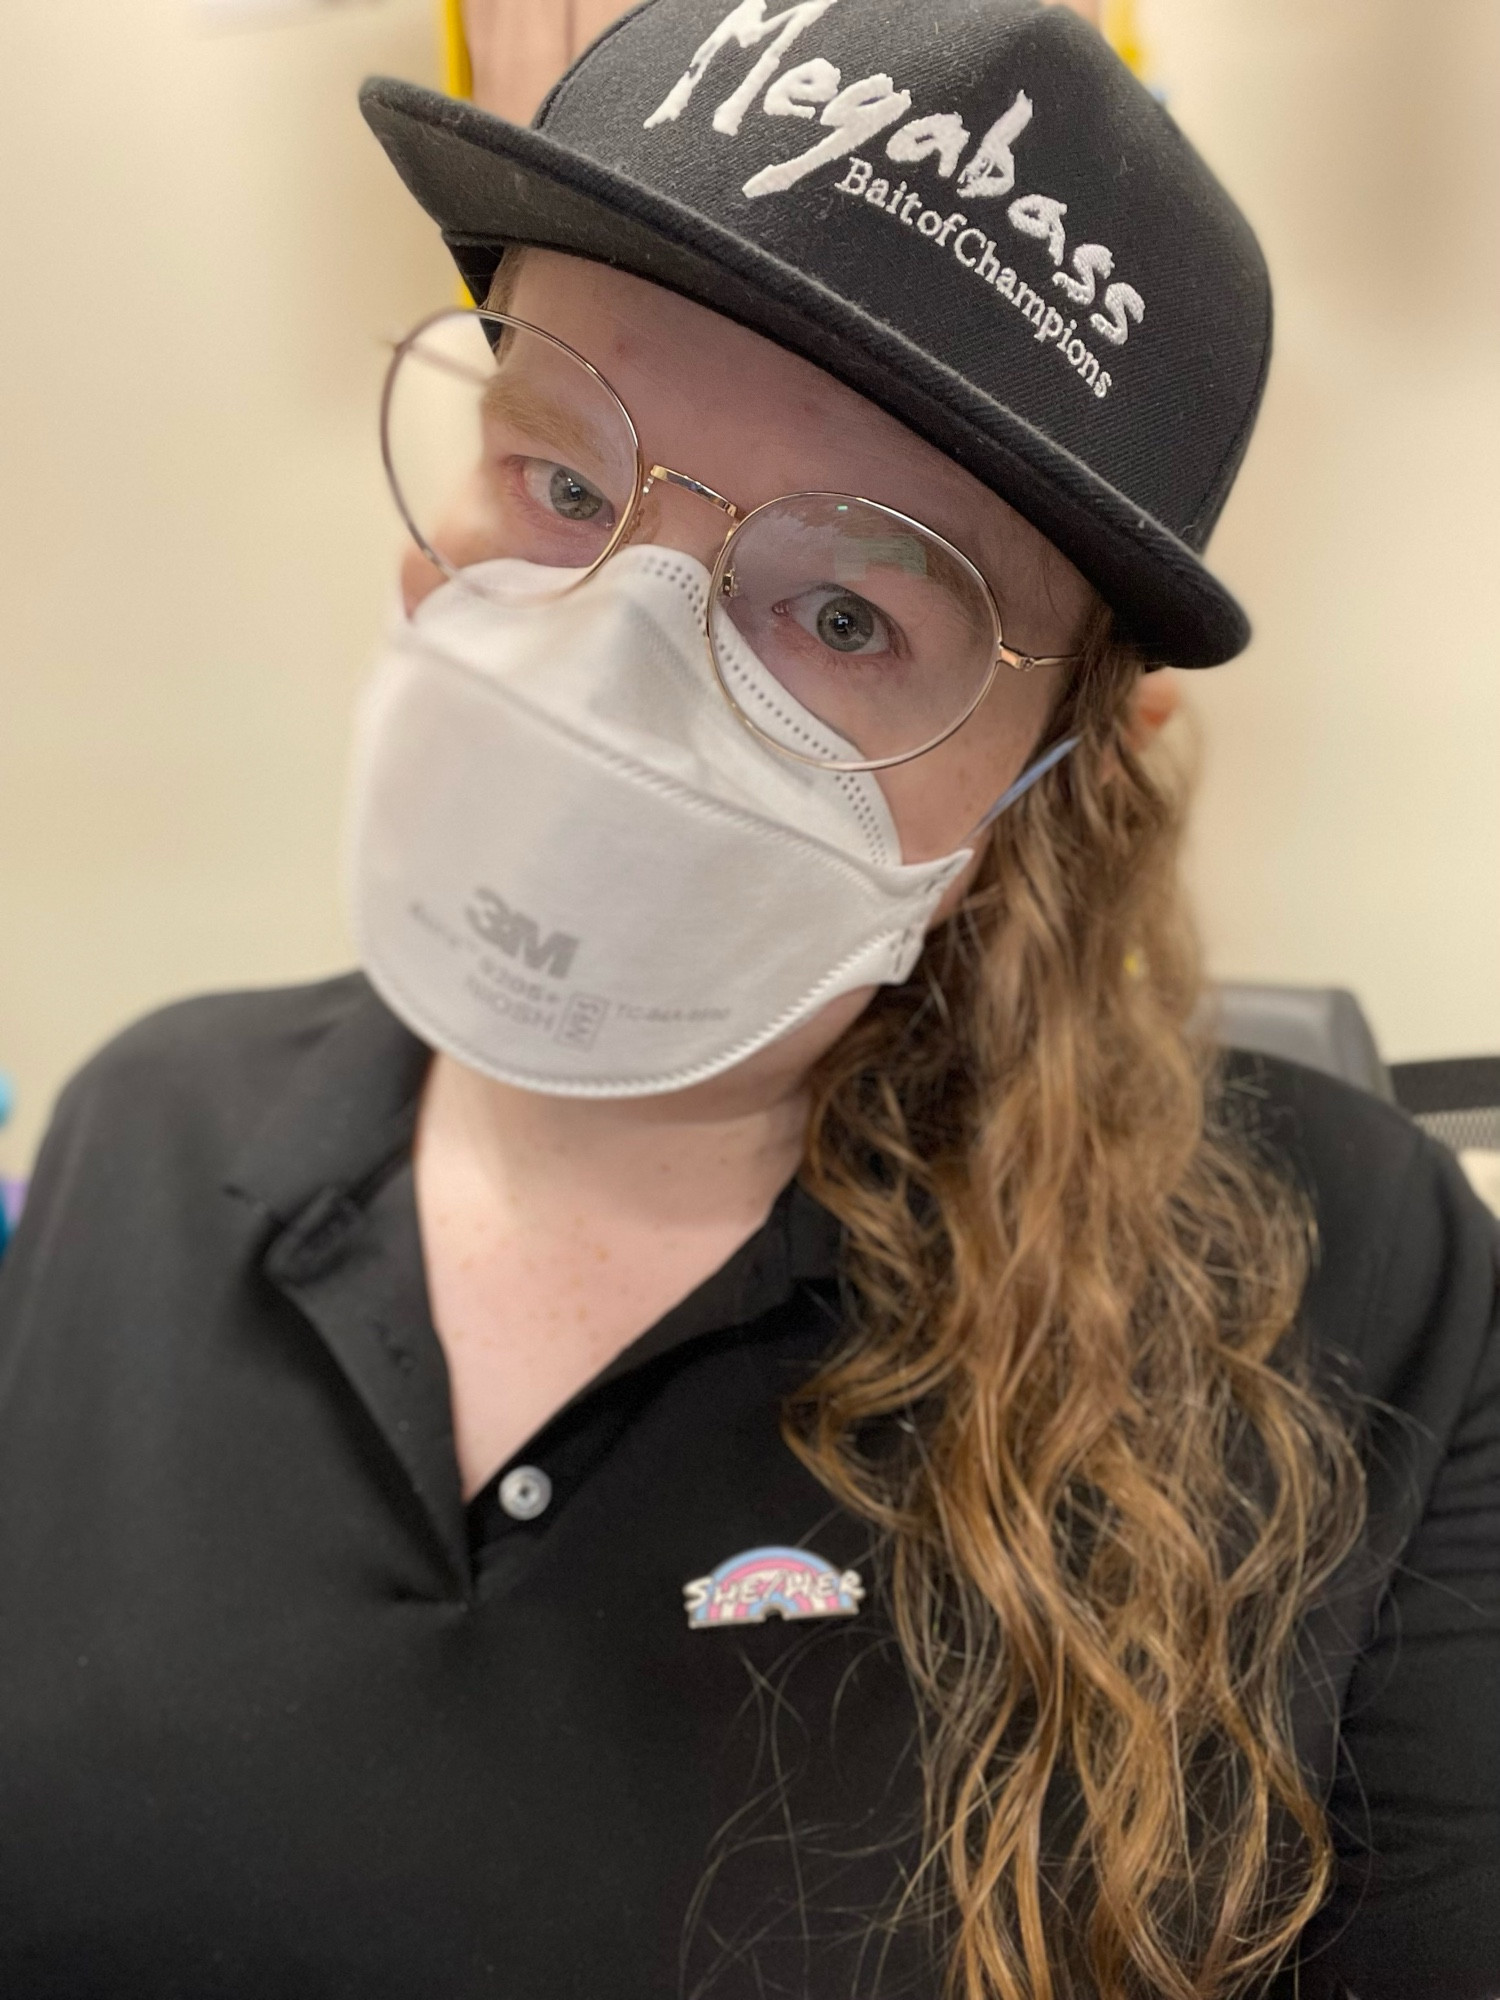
[[479, 374, 618, 470], [468, 345, 1038, 614]]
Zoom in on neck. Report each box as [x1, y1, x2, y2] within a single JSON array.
[[415, 988, 873, 1232]]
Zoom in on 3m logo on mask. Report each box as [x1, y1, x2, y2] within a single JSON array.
[[467, 887, 579, 981], [643, 0, 1147, 392]]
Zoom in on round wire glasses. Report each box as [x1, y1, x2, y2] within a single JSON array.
[[381, 308, 1079, 774]]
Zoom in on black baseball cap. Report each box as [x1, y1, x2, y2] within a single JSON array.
[[360, 0, 1271, 667]]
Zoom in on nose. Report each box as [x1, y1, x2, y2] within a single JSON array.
[[396, 463, 740, 617], [624, 468, 739, 575]]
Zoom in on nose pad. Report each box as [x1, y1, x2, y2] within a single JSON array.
[[624, 479, 734, 578]]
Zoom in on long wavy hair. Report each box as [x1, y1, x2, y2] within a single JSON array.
[[481, 247, 1364, 1995], [793, 617, 1368, 2000]]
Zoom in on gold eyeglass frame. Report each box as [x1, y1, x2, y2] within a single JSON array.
[[381, 306, 1081, 775]]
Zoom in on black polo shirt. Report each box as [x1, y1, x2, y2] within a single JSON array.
[[0, 975, 1496, 2000]]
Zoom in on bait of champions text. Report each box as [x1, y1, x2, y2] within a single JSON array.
[[834, 157, 1116, 402]]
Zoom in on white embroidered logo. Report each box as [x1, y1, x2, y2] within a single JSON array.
[[830, 160, 1118, 400], [642, 0, 1148, 398]]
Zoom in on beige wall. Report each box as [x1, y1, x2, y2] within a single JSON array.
[[0, 0, 451, 1171], [1148, 0, 1500, 1058], [2, 0, 1498, 1173]]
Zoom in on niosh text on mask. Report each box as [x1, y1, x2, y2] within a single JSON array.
[[643, 0, 1146, 402]]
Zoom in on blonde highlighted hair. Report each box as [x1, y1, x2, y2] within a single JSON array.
[[795, 621, 1366, 1998], [481, 247, 1364, 1995]]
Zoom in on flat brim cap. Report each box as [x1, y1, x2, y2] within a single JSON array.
[[360, 0, 1271, 667]]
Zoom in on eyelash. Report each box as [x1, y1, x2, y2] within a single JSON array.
[[511, 456, 615, 531], [773, 586, 907, 662]]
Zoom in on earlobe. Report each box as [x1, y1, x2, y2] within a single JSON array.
[[1126, 670, 1181, 748]]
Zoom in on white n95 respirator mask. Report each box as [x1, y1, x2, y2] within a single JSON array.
[[345, 547, 1067, 1098]]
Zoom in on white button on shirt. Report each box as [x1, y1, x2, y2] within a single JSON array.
[[498, 1466, 552, 1522]]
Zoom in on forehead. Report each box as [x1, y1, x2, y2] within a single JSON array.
[[505, 249, 1088, 624]]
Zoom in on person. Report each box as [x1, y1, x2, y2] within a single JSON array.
[[0, 3, 1495, 1997], [460, 0, 655, 125], [459, 0, 1105, 177]]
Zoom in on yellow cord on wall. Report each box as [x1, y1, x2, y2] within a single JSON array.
[[440, 3, 1148, 104], [439, 0, 475, 299], [440, 0, 472, 100], [1103, 0, 1149, 78]]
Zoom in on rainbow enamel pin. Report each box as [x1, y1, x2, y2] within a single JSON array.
[[683, 1546, 865, 1629]]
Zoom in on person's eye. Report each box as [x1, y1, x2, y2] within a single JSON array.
[[519, 458, 613, 527], [773, 586, 897, 658]]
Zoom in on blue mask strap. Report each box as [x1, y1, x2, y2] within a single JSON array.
[[969, 734, 1081, 838]]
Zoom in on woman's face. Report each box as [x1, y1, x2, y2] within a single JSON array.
[[401, 248, 1097, 868]]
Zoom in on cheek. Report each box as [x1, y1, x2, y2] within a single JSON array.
[[874, 668, 1060, 863], [928, 847, 988, 928], [400, 543, 447, 617]]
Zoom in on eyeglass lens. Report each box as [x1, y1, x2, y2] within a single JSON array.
[[384, 310, 638, 587], [710, 495, 998, 766], [382, 310, 1001, 766]]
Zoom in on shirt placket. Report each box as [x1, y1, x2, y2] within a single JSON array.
[[261, 1166, 471, 1596]]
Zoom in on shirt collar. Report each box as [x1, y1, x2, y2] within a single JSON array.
[[224, 977, 430, 1222], [224, 974, 842, 1331]]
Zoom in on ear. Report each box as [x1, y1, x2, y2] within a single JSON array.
[[1126, 670, 1182, 749]]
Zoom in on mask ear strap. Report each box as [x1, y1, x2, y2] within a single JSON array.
[[969, 734, 1080, 838]]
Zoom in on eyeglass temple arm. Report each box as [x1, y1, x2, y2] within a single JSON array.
[[999, 643, 1083, 673], [970, 734, 1081, 837]]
